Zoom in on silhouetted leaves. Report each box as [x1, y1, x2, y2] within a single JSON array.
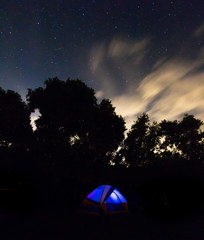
[[0, 87, 33, 170], [1, 80, 204, 171], [158, 114, 204, 165], [118, 113, 160, 167], [116, 112, 204, 168], [27, 78, 126, 168]]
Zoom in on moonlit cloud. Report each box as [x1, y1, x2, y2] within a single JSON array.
[[194, 23, 204, 37], [89, 37, 150, 74], [89, 44, 105, 73], [137, 58, 202, 101], [113, 57, 204, 128], [95, 90, 104, 99], [89, 36, 151, 97], [30, 109, 41, 131], [108, 37, 150, 58], [142, 61, 204, 121], [89, 30, 204, 130]]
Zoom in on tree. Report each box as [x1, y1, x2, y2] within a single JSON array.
[[158, 120, 181, 164], [119, 113, 159, 167], [177, 114, 204, 163], [27, 78, 97, 164], [88, 99, 126, 166], [27, 78, 126, 167], [159, 114, 204, 165], [27, 77, 97, 135], [0, 87, 33, 169]]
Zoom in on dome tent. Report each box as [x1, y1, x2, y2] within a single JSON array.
[[78, 185, 128, 215]]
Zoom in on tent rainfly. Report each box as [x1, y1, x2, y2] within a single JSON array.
[[78, 185, 128, 215]]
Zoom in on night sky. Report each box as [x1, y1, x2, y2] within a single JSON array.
[[1, 0, 204, 129]]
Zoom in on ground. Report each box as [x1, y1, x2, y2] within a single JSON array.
[[0, 199, 203, 240]]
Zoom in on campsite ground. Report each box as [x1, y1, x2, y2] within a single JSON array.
[[0, 199, 203, 240], [0, 166, 203, 239]]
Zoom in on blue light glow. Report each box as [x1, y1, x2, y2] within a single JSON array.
[[106, 192, 121, 203], [113, 189, 127, 203], [87, 185, 105, 203]]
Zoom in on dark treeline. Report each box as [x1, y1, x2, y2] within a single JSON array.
[[0, 77, 203, 217], [1, 77, 203, 169]]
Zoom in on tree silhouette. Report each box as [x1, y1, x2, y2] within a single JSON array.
[[88, 99, 126, 166], [116, 113, 204, 168], [27, 78, 126, 168], [159, 114, 204, 165], [27, 78, 97, 167], [178, 114, 204, 162], [158, 119, 181, 164], [1, 79, 203, 172], [118, 113, 159, 167], [0, 87, 33, 170]]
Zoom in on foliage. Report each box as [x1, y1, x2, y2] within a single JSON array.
[[26, 78, 126, 167], [117, 113, 160, 167], [0, 87, 33, 170], [0, 79, 203, 170], [116, 113, 204, 168], [159, 114, 204, 165]]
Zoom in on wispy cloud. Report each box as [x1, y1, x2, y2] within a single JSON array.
[[108, 37, 150, 58], [113, 57, 204, 128], [139, 58, 204, 120], [89, 36, 150, 96], [89, 43, 105, 73], [194, 23, 204, 37], [89, 37, 149, 74], [89, 30, 204, 129]]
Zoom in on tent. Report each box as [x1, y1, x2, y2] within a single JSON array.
[[78, 185, 128, 215]]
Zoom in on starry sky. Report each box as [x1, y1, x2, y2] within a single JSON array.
[[1, 0, 204, 129]]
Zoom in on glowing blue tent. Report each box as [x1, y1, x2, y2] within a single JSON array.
[[78, 185, 128, 215]]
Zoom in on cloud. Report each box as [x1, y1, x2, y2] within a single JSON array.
[[30, 109, 41, 130], [89, 30, 204, 130], [147, 71, 204, 121], [89, 36, 150, 97], [137, 58, 202, 101], [108, 37, 149, 58], [95, 90, 104, 99], [89, 37, 150, 74], [89, 44, 106, 73], [112, 57, 204, 128], [111, 94, 147, 129], [194, 23, 204, 37]]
